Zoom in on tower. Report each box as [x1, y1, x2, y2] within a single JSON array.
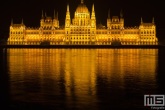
[[65, 4, 71, 28], [90, 3, 96, 42], [40, 10, 45, 27], [91, 3, 96, 28], [65, 3, 71, 42]]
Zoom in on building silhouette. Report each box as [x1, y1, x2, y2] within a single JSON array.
[[8, 0, 158, 45]]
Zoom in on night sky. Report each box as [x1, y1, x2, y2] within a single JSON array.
[[0, 0, 165, 40]]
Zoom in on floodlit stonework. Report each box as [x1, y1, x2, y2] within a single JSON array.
[[7, 0, 158, 45]]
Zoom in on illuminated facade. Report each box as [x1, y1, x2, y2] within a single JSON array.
[[8, 0, 158, 45]]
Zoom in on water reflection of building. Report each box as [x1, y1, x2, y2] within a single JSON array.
[[8, 0, 158, 45], [7, 49, 98, 109], [7, 49, 159, 109], [8, 49, 158, 94], [95, 49, 158, 109], [96, 49, 158, 78]]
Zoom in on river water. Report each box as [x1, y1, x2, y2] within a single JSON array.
[[0, 48, 165, 110]]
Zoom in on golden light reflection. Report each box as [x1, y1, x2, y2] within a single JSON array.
[[95, 49, 158, 86], [7, 48, 158, 107], [64, 49, 97, 104]]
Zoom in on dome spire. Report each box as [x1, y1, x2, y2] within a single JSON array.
[[81, 0, 84, 4]]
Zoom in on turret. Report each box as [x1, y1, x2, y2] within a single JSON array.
[[91, 4, 96, 19], [65, 4, 71, 28], [91, 3, 96, 28], [40, 10, 45, 27]]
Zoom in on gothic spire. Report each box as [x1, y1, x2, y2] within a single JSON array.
[[91, 3, 95, 20], [66, 3, 70, 20], [92, 3, 95, 12], [67, 4, 69, 12]]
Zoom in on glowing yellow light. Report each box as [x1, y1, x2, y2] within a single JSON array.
[[7, 1, 158, 45]]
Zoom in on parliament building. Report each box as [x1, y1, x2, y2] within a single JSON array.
[[7, 0, 158, 45]]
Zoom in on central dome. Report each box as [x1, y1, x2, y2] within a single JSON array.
[[76, 1, 89, 13]]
